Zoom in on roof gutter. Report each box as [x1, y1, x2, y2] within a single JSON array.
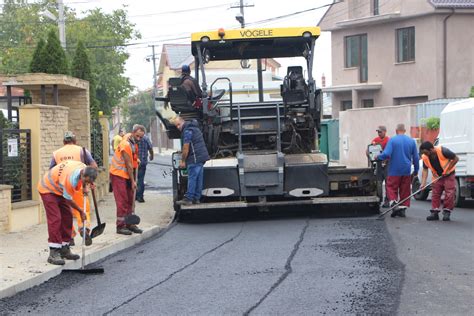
[[443, 8, 455, 98]]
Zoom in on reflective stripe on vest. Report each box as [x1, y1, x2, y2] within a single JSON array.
[[422, 146, 455, 176], [38, 160, 85, 196], [39, 171, 62, 195], [109, 136, 135, 179]]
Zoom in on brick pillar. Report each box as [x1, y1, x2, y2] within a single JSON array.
[[0, 185, 13, 233], [20, 104, 69, 222]]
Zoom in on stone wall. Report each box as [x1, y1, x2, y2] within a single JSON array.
[[0, 185, 13, 233], [19, 104, 69, 208], [30, 86, 90, 149]]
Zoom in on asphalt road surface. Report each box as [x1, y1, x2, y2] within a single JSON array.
[[1, 186, 472, 315]]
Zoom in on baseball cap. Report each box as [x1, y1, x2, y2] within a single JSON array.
[[181, 64, 191, 74], [376, 125, 387, 132], [64, 131, 76, 141]]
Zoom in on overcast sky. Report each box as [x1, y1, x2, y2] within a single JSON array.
[[66, 0, 333, 91]]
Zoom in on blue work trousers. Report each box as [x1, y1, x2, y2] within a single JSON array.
[[185, 163, 204, 201], [136, 163, 147, 199]]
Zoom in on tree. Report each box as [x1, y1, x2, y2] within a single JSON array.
[[470, 86, 474, 97], [29, 38, 46, 72], [123, 90, 155, 132], [43, 29, 69, 75], [0, 2, 140, 115], [72, 41, 99, 118]]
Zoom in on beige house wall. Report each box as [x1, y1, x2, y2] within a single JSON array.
[[320, 1, 474, 117], [339, 104, 417, 168]]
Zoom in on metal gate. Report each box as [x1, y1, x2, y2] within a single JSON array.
[[90, 119, 103, 167], [0, 129, 32, 202]]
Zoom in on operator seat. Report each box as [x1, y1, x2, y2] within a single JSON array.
[[168, 77, 196, 114], [281, 66, 308, 106]]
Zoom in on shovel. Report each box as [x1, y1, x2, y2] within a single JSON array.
[[90, 188, 106, 238], [125, 167, 141, 225], [377, 176, 442, 220], [63, 194, 104, 274]]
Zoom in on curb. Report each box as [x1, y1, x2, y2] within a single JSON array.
[[0, 225, 162, 300]]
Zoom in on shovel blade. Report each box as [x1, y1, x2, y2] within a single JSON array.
[[62, 267, 104, 274], [90, 223, 106, 239], [124, 214, 140, 225]]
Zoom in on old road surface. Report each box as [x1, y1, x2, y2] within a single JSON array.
[[1, 199, 473, 315]]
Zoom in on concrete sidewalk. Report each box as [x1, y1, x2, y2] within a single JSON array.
[[0, 191, 174, 299]]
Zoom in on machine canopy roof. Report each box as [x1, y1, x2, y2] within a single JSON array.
[[191, 27, 320, 61]]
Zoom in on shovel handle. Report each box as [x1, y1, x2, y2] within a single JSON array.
[[91, 188, 101, 224]]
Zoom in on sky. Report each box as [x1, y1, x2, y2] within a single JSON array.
[[65, 0, 334, 91]]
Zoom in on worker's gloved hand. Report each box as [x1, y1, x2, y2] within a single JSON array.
[[80, 210, 86, 221], [410, 172, 417, 181], [179, 160, 186, 169]]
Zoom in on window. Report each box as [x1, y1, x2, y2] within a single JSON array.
[[373, 0, 379, 15], [396, 27, 415, 62], [363, 99, 374, 108], [341, 100, 353, 111], [345, 34, 368, 82]]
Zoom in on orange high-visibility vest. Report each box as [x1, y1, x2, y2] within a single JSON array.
[[38, 160, 86, 198], [422, 146, 456, 177], [53, 144, 83, 165], [109, 133, 138, 179]]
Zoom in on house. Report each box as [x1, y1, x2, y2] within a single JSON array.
[[156, 44, 282, 102], [319, 0, 474, 118]]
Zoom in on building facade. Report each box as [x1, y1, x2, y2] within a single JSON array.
[[319, 0, 474, 117]]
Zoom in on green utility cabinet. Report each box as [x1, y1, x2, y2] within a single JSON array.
[[319, 119, 339, 161]]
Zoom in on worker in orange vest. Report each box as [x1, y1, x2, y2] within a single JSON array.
[[38, 160, 98, 265], [50, 131, 98, 246], [109, 125, 145, 235], [420, 141, 459, 221]]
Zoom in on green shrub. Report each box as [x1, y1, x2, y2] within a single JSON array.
[[422, 117, 440, 130]]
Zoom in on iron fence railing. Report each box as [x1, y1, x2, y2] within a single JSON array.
[[0, 129, 32, 202], [90, 119, 104, 167]]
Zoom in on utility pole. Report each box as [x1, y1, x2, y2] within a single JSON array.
[[57, 0, 66, 48], [149, 45, 162, 153], [232, 1, 263, 102]]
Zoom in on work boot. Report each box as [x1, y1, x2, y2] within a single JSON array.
[[176, 197, 193, 206], [136, 197, 145, 203], [69, 238, 75, 247], [79, 227, 92, 246], [193, 199, 201, 204], [47, 248, 65, 265], [426, 210, 440, 221], [442, 209, 451, 221], [382, 199, 390, 208], [60, 245, 80, 260], [389, 201, 400, 218], [128, 225, 143, 234], [116, 227, 133, 235], [398, 207, 407, 218]]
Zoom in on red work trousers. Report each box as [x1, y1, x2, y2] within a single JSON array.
[[111, 174, 134, 228], [386, 175, 412, 207], [40, 193, 73, 248], [432, 173, 456, 211]]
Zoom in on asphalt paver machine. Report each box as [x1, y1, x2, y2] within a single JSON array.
[[155, 27, 381, 216]]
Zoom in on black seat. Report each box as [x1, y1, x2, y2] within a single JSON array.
[[280, 66, 308, 106], [168, 77, 195, 113]]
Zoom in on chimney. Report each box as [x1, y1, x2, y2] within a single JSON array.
[[321, 73, 326, 88]]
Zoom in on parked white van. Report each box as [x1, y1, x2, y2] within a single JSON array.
[[413, 98, 474, 206]]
